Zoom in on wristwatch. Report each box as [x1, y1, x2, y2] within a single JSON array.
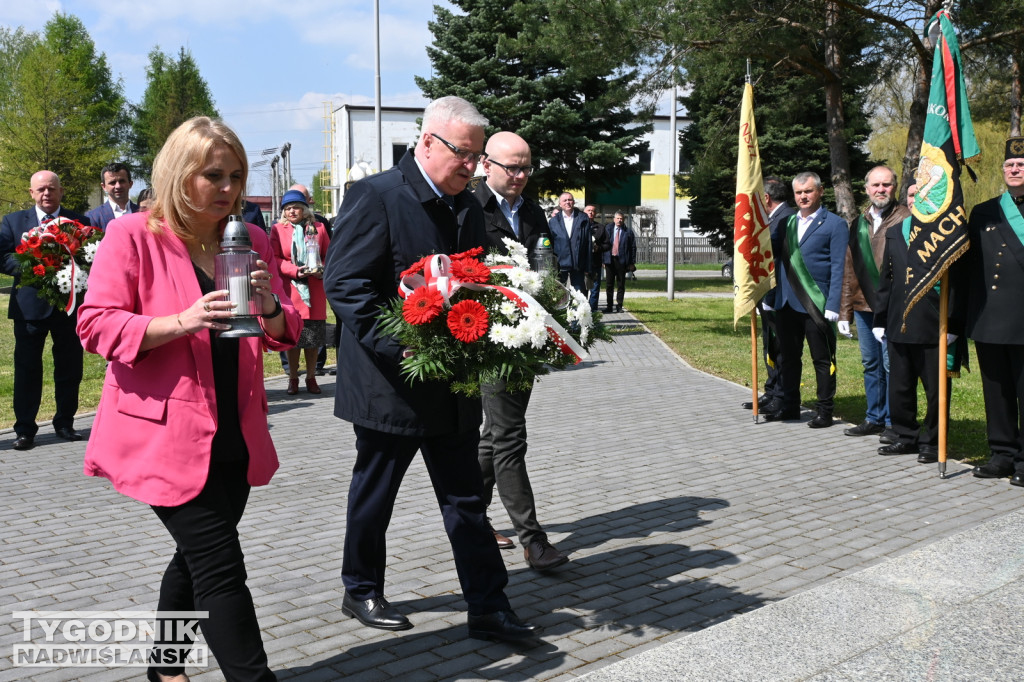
[[261, 293, 282, 319]]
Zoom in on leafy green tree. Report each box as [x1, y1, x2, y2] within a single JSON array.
[[0, 14, 127, 213], [416, 0, 650, 199], [131, 47, 218, 183]]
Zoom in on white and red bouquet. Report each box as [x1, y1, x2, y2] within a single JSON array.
[[378, 237, 611, 395], [13, 216, 104, 313]]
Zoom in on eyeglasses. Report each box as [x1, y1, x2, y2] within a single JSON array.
[[1004, 161, 1024, 170], [429, 133, 486, 164], [487, 158, 535, 178]]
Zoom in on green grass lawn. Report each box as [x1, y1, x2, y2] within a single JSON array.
[[0, 285, 990, 465], [635, 263, 726, 271], [626, 297, 990, 464], [625, 276, 732, 294]]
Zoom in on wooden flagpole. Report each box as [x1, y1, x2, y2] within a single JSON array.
[[937, 272, 950, 478], [751, 313, 760, 420]]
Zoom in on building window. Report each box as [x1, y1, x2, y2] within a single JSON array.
[[392, 144, 408, 168], [638, 149, 653, 173], [678, 150, 692, 174]]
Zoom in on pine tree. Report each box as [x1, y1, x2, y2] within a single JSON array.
[[415, 0, 650, 199], [130, 47, 218, 183]]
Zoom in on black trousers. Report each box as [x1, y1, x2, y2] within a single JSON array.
[[151, 460, 275, 681], [342, 425, 511, 615], [12, 310, 83, 437], [777, 306, 836, 413], [975, 341, 1024, 473], [887, 341, 948, 451], [478, 379, 545, 547], [605, 257, 627, 309]]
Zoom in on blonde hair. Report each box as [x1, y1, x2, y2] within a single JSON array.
[[147, 117, 248, 240], [277, 202, 314, 228]]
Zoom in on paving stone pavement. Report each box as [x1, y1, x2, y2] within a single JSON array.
[[2, 308, 1022, 681]]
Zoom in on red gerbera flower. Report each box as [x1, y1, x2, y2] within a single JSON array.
[[451, 246, 484, 260], [402, 286, 444, 325], [450, 258, 491, 284], [447, 299, 489, 343], [400, 256, 429, 279], [33, 265, 46, 276]]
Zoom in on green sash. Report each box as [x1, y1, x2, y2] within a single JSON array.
[[850, 215, 880, 310], [999, 192, 1024, 245], [785, 215, 826, 313]]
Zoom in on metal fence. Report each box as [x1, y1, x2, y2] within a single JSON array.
[[636, 236, 729, 265]]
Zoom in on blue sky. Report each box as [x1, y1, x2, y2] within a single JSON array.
[[1, 1, 453, 195]]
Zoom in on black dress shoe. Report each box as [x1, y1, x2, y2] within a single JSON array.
[[878, 442, 918, 456], [615, 306, 623, 313], [879, 428, 897, 445], [972, 463, 1014, 479], [341, 594, 412, 631], [917, 450, 938, 464], [468, 610, 539, 641], [12, 435, 34, 451], [763, 408, 800, 422], [807, 413, 833, 429], [1011, 474, 1024, 488], [524, 539, 568, 571], [844, 421, 884, 437], [54, 427, 83, 442], [742, 395, 772, 410]]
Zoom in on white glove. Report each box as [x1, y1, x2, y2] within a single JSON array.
[[761, 301, 773, 312], [824, 309, 839, 322], [947, 333, 958, 344], [872, 327, 886, 344], [837, 320, 852, 338]]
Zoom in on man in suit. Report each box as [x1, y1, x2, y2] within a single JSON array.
[[965, 137, 1024, 486], [473, 131, 569, 572], [839, 166, 909, 440], [872, 193, 963, 463], [603, 212, 637, 313], [765, 171, 849, 428], [548, 191, 591, 293], [583, 204, 609, 311], [85, 162, 138, 230], [0, 171, 91, 450], [744, 176, 795, 411], [323, 97, 537, 641]]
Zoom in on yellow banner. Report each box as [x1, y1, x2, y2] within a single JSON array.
[[732, 81, 775, 326]]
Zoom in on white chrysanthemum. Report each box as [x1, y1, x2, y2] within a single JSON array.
[[524, 305, 547, 322], [519, 270, 543, 295], [75, 267, 89, 293], [82, 242, 100, 264], [501, 238, 530, 267], [499, 300, 520, 318], [488, 324, 519, 348], [484, 253, 513, 266], [518, 317, 546, 349], [54, 265, 74, 294]]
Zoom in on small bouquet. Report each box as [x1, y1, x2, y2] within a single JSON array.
[[378, 237, 612, 395], [13, 216, 104, 313]]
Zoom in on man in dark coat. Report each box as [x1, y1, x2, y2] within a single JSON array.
[[85, 162, 138, 230], [583, 204, 609, 311], [548, 191, 591, 293], [603, 212, 637, 313], [965, 136, 1024, 486], [473, 131, 569, 572], [872, 185, 964, 463], [323, 97, 537, 641], [0, 171, 90, 450]]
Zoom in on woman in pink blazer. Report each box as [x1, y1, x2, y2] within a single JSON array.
[[270, 189, 330, 395], [77, 117, 300, 682]]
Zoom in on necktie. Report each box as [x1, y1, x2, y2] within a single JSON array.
[[42, 213, 54, 225], [613, 228, 620, 257]]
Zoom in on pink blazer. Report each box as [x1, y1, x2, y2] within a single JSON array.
[[270, 221, 330, 320], [77, 212, 302, 507]]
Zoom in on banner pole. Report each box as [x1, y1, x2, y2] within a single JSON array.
[[937, 272, 950, 478], [751, 313, 760, 422]]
